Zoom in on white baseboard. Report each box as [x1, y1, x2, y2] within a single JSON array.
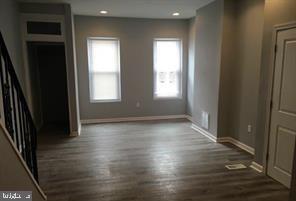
[[81, 115, 188, 124], [188, 118, 255, 155], [217, 137, 255, 155], [191, 123, 217, 142], [250, 161, 263, 173], [69, 131, 79, 137], [186, 115, 193, 122], [69, 122, 81, 137]]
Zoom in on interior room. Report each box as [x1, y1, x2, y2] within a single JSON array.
[[0, 0, 295, 201]]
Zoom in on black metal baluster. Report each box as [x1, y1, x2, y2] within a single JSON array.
[[17, 91, 26, 158], [0, 48, 5, 120], [0, 53, 11, 137], [30, 122, 38, 181], [3, 55, 13, 138], [21, 102, 27, 161], [27, 119, 34, 174], [23, 103, 30, 165], [10, 80, 20, 149], [23, 106, 32, 171], [32, 125, 39, 182]]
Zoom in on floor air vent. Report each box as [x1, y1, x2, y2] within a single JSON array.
[[225, 164, 247, 170]]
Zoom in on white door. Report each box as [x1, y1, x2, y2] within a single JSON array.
[[267, 27, 296, 188]]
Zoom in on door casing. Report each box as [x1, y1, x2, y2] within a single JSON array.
[[20, 13, 74, 135]]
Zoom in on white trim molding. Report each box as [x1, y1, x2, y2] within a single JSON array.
[[21, 13, 65, 42], [69, 124, 81, 137], [78, 121, 82, 135], [250, 161, 263, 173], [20, 13, 76, 138], [185, 115, 193, 122], [81, 115, 188, 124], [70, 131, 79, 137], [69, 122, 81, 137], [191, 123, 217, 142], [217, 137, 255, 155], [189, 120, 255, 155]]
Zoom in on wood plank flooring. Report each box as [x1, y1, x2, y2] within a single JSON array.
[[37, 119, 289, 201]]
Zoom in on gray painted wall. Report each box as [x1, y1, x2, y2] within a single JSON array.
[[219, 0, 264, 148], [230, 0, 264, 148], [191, 0, 224, 137], [0, 0, 24, 89], [19, 3, 81, 135], [19, 2, 65, 15], [190, 0, 264, 146], [186, 17, 196, 116], [75, 16, 188, 120], [218, 0, 237, 140], [217, 0, 295, 163], [255, 0, 296, 164]]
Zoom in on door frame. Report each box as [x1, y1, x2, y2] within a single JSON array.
[[20, 13, 72, 133], [263, 21, 296, 174]]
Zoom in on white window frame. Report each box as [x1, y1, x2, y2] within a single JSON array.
[[87, 37, 122, 103], [153, 38, 183, 100]]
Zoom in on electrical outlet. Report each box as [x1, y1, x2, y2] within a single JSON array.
[[247, 125, 252, 133], [136, 101, 140, 108]]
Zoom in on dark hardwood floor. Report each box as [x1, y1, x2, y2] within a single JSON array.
[[37, 119, 289, 201]]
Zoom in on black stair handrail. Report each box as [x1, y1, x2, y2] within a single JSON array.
[[0, 31, 38, 182]]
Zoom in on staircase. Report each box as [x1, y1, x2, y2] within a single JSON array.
[[0, 31, 38, 182]]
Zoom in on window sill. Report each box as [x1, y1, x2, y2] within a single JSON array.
[[153, 96, 183, 100], [90, 99, 121, 103]]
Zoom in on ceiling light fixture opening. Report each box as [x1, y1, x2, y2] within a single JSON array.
[[172, 12, 180, 16], [100, 10, 108, 14]]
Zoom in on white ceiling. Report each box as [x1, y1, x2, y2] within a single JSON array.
[[19, 0, 215, 19]]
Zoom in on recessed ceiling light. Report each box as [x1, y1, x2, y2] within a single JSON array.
[[100, 10, 108, 14], [172, 12, 180, 16]]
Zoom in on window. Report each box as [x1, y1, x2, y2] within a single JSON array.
[[87, 38, 121, 102], [27, 21, 62, 35], [153, 39, 182, 99]]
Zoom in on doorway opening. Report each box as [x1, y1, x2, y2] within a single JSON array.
[[27, 42, 70, 135]]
